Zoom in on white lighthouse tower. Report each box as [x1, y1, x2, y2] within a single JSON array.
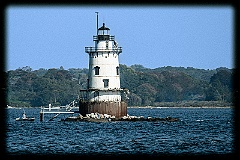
[[86, 22, 122, 102], [79, 14, 127, 118]]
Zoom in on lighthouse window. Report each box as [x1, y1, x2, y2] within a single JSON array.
[[94, 66, 100, 75], [116, 66, 119, 75], [106, 41, 108, 49], [94, 91, 99, 97], [103, 79, 109, 88]]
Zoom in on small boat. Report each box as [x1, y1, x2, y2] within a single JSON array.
[[16, 110, 35, 121]]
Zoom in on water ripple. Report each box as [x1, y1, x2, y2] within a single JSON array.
[[6, 108, 233, 155]]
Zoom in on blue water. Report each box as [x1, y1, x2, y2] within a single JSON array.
[[6, 107, 234, 155]]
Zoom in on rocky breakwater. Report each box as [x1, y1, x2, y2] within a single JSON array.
[[62, 112, 179, 122]]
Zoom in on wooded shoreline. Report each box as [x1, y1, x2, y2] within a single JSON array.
[[6, 65, 233, 108], [6, 100, 233, 109], [128, 106, 233, 108]]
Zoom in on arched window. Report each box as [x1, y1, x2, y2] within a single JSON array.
[[94, 66, 100, 75], [116, 66, 119, 75]]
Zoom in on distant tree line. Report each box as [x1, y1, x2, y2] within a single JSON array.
[[6, 65, 233, 107]]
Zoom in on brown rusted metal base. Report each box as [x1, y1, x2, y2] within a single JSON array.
[[79, 101, 127, 118]]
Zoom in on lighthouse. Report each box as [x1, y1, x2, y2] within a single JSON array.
[[79, 14, 128, 118]]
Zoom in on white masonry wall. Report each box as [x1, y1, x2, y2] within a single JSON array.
[[88, 40, 120, 90], [87, 33, 121, 102]]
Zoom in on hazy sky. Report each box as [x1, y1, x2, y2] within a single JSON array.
[[6, 5, 234, 70]]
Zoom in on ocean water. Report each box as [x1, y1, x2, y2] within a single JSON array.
[[6, 107, 234, 156]]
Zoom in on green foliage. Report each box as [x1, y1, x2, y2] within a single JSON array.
[[206, 69, 232, 102], [153, 66, 217, 82], [120, 65, 232, 105], [7, 68, 81, 107], [6, 65, 233, 107]]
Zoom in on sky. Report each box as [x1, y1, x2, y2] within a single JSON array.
[[6, 5, 234, 71]]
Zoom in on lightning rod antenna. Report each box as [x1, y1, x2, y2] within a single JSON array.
[[95, 12, 99, 35]]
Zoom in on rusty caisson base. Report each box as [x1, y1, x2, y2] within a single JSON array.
[[79, 101, 127, 118]]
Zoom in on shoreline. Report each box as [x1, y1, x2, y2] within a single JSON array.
[[128, 106, 233, 109], [6, 106, 233, 109]]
